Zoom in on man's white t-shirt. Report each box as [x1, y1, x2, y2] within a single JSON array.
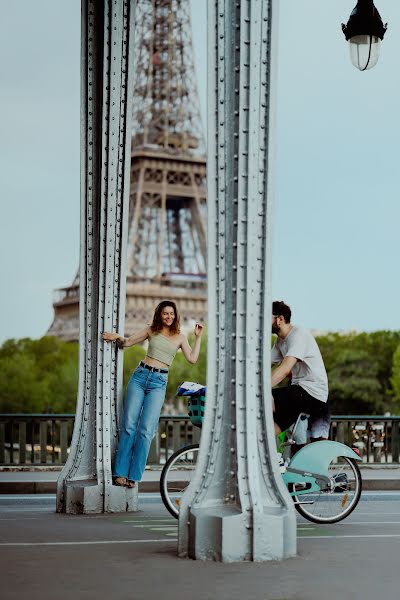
[[271, 326, 328, 402]]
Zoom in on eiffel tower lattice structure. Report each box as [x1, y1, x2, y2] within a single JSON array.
[[48, 0, 207, 341]]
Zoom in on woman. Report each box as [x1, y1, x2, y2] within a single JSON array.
[[103, 300, 203, 488]]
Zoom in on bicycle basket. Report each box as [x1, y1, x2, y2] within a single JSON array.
[[187, 395, 206, 427]]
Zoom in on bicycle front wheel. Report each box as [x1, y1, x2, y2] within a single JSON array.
[[293, 456, 362, 524], [160, 444, 199, 519]]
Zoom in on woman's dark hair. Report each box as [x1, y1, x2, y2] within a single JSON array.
[[150, 300, 180, 335], [272, 300, 291, 323]]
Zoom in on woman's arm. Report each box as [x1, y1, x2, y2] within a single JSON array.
[[180, 323, 203, 364], [102, 326, 150, 348]]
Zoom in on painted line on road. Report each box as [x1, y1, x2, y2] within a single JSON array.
[[361, 491, 400, 494], [299, 533, 400, 540], [125, 524, 176, 531], [125, 524, 174, 528], [121, 519, 172, 523], [0, 509, 54, 513], [356, 512, 400, 515], [344, 521, 400, 525], [0, 517, 43, 521], [0, 538, 177, 547], [0, 495, 56, 500], [299, 521, 400, 526]]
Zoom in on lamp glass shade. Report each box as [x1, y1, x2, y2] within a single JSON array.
[[349, 34, 381, 70]]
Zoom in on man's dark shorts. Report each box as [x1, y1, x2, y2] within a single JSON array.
[[272, 385, 330, 432]]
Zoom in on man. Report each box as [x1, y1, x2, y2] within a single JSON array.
[[271, 300, 330, 441]]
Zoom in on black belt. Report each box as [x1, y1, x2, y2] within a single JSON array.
[[140, 361, 168, 374]]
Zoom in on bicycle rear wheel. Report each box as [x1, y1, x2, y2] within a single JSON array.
[[160, 444, 199, 519], [293, 456, 362, 524]]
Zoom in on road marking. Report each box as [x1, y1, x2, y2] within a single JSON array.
[[341, 521, 400, 525], [0, 539, 177, 547], [126, 524, 174, 528], [356, 512, 400, 515], [299, 534, 400, 540], [298, 521, 400, 526], [121, 519, 172, 523], [126, 525, 176, 531], [0, 509, 53, 513], [0, 517, 43, 521], [0, 495, 56, 500], [361, 491, 400, 494]]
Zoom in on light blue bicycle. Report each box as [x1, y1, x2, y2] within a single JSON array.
[[160, 387, 362, 523], [278, 412, 362, 523]]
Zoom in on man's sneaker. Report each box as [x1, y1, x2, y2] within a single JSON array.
[[277, 452, 287, 474]]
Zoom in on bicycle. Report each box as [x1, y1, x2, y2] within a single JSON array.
[[160, 386, 362, 524]]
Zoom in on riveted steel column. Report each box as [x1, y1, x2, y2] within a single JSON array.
[[178, 0, 296, 561], [57, 0, 136, 514]]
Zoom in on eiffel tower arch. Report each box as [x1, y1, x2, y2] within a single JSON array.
[[48, 0, 207, 341]]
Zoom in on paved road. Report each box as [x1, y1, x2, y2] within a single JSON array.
[[1, 493, 400, 600]]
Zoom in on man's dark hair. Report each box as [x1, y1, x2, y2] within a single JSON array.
[[272, 300, 291, 323]]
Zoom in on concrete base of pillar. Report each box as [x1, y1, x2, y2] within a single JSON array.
[[184, 505, 296, 562], [57, 479, 138, 514]]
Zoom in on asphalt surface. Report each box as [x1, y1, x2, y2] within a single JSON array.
[[1, 465, 400, 493], [1, 493, 400, 600]]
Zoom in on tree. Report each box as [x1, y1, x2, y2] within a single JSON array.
[[0, 336, 79, 413], [316, 331, 400, 415], [390, 344, 400, 415], [2, 329, 399, 416]]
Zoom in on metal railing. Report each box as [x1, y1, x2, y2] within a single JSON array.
[[0, 414, 201, 467], [0, 414, 74, 466], [0, 413, 399, 466], [331, 416, 400, 463]]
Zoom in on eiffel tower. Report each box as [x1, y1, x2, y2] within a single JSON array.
[[48, 0, 207, 341]]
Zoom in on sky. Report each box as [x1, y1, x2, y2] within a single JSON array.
[[0, 0, 399, 344]]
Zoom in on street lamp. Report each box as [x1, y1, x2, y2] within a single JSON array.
[[342, 0, 387, 71]]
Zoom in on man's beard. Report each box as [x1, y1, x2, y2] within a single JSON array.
[[271, 323, 280, 335]]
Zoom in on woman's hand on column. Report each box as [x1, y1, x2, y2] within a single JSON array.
[[102, 332, 125, 347]]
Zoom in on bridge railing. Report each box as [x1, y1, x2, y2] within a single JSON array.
[[0, 414, 399, 466], [331, 416, 400, 464]]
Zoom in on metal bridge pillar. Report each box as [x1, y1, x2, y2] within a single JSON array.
[[57, 0, 137, 514], [178, 0, 297, 561]]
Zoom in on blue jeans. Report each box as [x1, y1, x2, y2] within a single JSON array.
[[113, 364, 168, 481]]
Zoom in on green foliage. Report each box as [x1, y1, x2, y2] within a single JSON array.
[[316, 331, 400, 415], [2, 329, 400, 416], [0, 336, 79, 413], [0, 332, 208, 414], [390, 344, 400, 414]]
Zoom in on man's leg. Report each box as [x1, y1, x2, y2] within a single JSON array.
[[271, 393, 282, 435], [308, 396, 331, 442]]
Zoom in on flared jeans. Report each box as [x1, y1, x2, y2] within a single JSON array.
[[113, 364, 168, 481]]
